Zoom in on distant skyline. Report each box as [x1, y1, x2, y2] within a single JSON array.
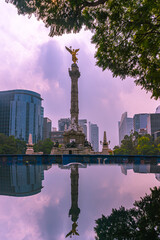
[[0, 1, 160, 148]]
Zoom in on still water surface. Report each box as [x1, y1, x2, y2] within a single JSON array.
[[0, 160, 159, 240]]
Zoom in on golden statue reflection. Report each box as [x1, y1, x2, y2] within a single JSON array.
[[65, 46, 79, 64], [65, 222, 79, 238]]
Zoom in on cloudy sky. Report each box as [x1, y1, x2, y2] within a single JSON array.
[[0, 1, 159, 148]]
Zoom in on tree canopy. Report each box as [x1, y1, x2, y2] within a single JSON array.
[[95, 186, 160, 240], [0, 134, 26, 154], [5, 0, 160, 98], [33, 138, 54, 154], [113, 132, 160, 155]]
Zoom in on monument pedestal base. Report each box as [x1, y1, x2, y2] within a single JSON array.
[[51, 146, 93, 155], [63, 129, 85, 146]]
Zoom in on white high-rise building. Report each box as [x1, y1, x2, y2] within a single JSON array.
[[118, 112, 133, 145], [89, 122, 99, 152]]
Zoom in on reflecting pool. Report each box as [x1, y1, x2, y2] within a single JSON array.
[[0, 156, 159, 240]]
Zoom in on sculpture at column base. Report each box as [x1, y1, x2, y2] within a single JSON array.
[[63, 117, 86, 146], [63, 129, 85, 146]]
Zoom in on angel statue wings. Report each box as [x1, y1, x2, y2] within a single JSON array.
[[65, 46, 79, 64]]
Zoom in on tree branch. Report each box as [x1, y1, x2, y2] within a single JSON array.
[[82, 0, 108, 8]]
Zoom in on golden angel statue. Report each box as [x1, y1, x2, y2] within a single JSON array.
[[65, 46, 79, 64]]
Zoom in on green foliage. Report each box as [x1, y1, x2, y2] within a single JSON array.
[[114, 132, 160, 155], [0, 134, 26, 154], [113, 132, 138, 155], [92, 0, 160, 98], [34, 138, 54, 154], [95, 187, 160, 240], [5, 0, 160, 98], [95, 207, 137, 240], [136, 135, 158, 155], [134, 187, 160, 240]]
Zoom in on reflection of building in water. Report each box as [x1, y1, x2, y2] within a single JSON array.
[[121, 164, 160, 181], [0, 164, 46, 197], [155, 174, 160, 181], [59, 163, 86, 238]]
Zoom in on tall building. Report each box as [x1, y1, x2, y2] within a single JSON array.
[[155, 105, 160, 113], [147, 114, 160, 136], [50, 131, 64, 144], [89, 122, 99, 152], [118, 112, 133, 145], [43, 117, 52, 139], [0, 89, 43, 143], [78, 119, 87, 139], [133, 114, 148, 132], [58, 118, 71, 131]]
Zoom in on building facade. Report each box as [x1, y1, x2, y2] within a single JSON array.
[[89, 122, 99, 152], [133, 113, 148, 132], [58, 118, 71, 131], [155, 105, 160, 113], [0, 90, 43, 143], [50, 131, 64, 144], [147, 114, 160, 136], [78, 119, 87, 139], [43, 117, 52, 139], [118, 112, 133, 145]]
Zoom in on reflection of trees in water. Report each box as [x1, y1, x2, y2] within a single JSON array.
[[95, 187, 160, 240]]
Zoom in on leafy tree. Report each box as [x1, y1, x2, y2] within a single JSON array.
[[92, 0, 160, 99], [154, 136, 160, 145], [34, 138, 54, 154], [95, 207, 137, 240], [114, 132, 160, 155], [0, 134, 26, 154], [136, 135, 158, 155], [134, 187, 160, 240], [15, 138, 27, 154], [5, 0, 160, 98], [114, 132, 138, 155], [95, 187, 160, 240]]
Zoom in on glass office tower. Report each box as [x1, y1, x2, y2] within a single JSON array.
[[0, 90, 43, 143], [89, 122, 99, 152]]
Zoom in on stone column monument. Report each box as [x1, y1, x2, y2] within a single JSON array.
[[69, 63, 80, 127], [63, 47, 85, 146]]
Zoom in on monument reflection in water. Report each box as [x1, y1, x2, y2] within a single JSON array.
[[0, 157, 159, 239], [59, 163, 86, 238]]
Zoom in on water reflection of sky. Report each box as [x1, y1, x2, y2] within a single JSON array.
[[0, 164, 159, 240]]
